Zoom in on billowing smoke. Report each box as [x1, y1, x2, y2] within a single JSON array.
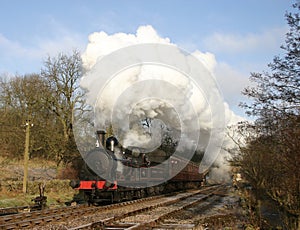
[[79, 25, 244, 182], [81, 25, 170, 70]]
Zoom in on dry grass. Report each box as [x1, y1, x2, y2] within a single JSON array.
[[0, 156, 77, 208], [0, 180, 77, 208], [0, 156, 58, 181]]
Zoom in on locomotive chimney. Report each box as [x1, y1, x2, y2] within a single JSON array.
[[96, 130, 106, 147]]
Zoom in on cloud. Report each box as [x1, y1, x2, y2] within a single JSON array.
[[0, 34, 27, 57], [197, 27, 287, 116], [35, 34, 85, 57], [214, 62, 250, 108], [0, 25, 85, 74], [191, 51, 217, 74], [203, 26, 287, 54], [187, 50, 250, 116], [0, 34, 37, 74]]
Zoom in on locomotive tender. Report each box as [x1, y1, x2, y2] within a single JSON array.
[[70, 130, 207, 205]]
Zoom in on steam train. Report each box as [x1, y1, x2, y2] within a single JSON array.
[[70, 130, 208, 205]]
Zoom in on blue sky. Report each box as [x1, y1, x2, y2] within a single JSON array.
[[0, 0, 295, 116]]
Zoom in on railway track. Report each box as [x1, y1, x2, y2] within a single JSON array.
[[87, 184, 226, 230], [0, 193, 166, 229], [0, 184, 225, 229], [0, 206, 29, 216], [0, 204, 90, 229]]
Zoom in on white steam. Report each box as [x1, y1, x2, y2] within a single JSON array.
[[82, 25, 170, 70], [80, 25, 244, 181]]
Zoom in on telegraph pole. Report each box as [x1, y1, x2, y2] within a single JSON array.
[[22, 120, 32, 194]]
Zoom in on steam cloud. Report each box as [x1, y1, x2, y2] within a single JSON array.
[[79, 25, 244, 181]]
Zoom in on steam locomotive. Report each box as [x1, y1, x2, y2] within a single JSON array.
[[70, 130, 208, 205]]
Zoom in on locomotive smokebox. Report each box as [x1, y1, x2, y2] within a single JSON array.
[[96, 130, 106, 147]]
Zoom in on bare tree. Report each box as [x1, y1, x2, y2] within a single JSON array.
[[236, 3, 300, 228], [0, 74, 52, 158], [41, 50, 84, 164]]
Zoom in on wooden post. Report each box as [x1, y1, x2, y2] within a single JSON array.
[[22, 121, 31, 194]]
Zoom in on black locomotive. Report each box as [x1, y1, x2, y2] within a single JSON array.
[[70, 130, 208, 205]]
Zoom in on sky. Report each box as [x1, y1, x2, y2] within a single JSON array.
[[0, 0, 295, 117]]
